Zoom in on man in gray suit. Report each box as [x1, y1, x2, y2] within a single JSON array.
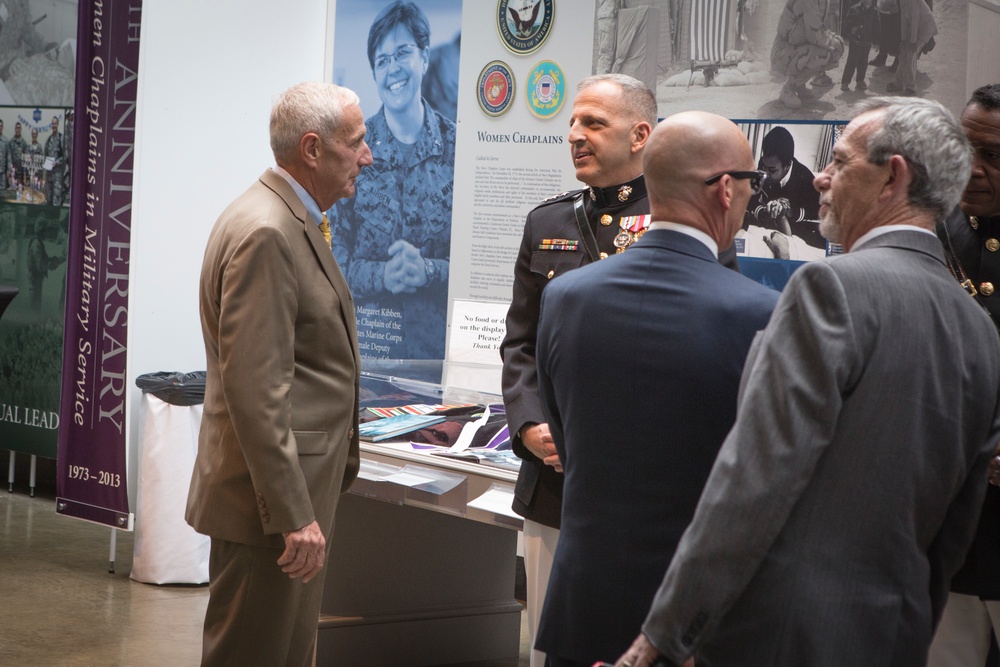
[[615, 97, 1000, 667], [187, 81, 372, 666]]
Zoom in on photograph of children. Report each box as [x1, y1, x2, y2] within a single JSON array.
[[591, 0, 966, 121], [329, 0, 461, 361], [734, 121, 842, 261]]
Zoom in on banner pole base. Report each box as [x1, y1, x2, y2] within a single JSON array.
[[108, 527, 117, 574]]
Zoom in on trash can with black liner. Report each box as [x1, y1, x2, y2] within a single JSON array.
[[131, 371, 209, 585]]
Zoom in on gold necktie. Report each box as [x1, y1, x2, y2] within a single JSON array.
[[319, 214, 332, 250]]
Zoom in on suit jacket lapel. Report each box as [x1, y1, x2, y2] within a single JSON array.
[[258, 169, 360, 358]]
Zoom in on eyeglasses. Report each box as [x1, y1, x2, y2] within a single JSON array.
[[704, 170, 767, 195], [374, 44, 419, 71]]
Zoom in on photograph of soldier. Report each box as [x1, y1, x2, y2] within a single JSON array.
[[0, 119, 10, 190], [590, 0, 966, 121], [25, 126, 42, 196], [330, 0, 460, 360], [735, 121, 835, 261], [42, 115, 65, 206], [7, 121, 27, 187], [0, 202, 68, 416], [770, 0, 845, 109], [26, 213, 64, 312]]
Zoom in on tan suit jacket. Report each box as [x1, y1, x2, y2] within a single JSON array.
[[186, 168, 360, 549]]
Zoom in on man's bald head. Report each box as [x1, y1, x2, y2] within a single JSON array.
[[643, 111, 755, 245]]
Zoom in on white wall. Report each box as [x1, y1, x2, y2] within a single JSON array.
[[127, 0, 332, 485]]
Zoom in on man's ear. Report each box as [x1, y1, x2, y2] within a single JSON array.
[[882, 154, 911, 201], [300, 132, 321, 168], [716, 174, 736, 212], [631, 121, 653, 154]]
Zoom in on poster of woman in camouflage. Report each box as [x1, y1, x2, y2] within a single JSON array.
[[330, 0, 461, 360]]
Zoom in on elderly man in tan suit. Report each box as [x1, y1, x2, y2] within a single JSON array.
[[186, 81, 372, 666]]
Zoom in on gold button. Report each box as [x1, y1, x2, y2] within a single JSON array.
[[599, 252, 609, 260], [981, 282, 995, 297], [987, 238, 1000, 252], [546, 269, 555, 279], [600, 214, 613, 226]]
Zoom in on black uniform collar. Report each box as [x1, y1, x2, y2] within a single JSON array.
[[970, 214, 1000, 235], [587, 174, 646, 208]]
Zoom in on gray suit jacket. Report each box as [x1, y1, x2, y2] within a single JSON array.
[[642, 230, 1000, 667], [186, 169, 360, 549]]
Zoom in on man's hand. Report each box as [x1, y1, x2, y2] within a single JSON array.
[[762, 231, 790, 260], [520, 423, 562, 472], [615, 633, 692, 667], [278, 520, 326, 583]]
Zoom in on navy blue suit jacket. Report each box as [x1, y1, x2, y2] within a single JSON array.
[[534, 228, 779, 664]]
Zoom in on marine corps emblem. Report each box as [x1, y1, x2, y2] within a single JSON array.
[[478, 61, 516, 117]]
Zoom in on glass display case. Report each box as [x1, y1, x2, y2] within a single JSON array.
[[318, 365, 522, 665]]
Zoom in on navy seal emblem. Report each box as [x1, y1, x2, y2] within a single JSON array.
[[497, 0, 554, 55]]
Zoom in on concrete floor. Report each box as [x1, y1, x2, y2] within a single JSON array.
[[0, 455, 530, 666]]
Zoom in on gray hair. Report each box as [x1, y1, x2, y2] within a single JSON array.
[[853, 96, 972, 218], [269, 81, 360, 164], [578, 73, 658, 128]]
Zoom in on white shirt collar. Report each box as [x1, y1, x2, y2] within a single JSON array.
[[779, 162, 793, 188], [272, 166, 324, 226], [852, 224, 936, 250], [647, 221, 719, 258]]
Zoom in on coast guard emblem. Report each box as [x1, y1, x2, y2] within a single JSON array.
[[526, 60, 565, 119]]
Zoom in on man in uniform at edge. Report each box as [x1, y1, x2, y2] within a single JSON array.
[[186, 81, 372, 666], [615, 97, 1000, 667], [928, 82, 1000, 667], [499, 73, 739, 666]]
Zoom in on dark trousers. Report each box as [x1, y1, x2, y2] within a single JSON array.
[[842, 40, 872, 85], [876, 10, 900, 57]]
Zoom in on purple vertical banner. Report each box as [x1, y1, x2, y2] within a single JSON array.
[[56, 0, 142, 529]]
